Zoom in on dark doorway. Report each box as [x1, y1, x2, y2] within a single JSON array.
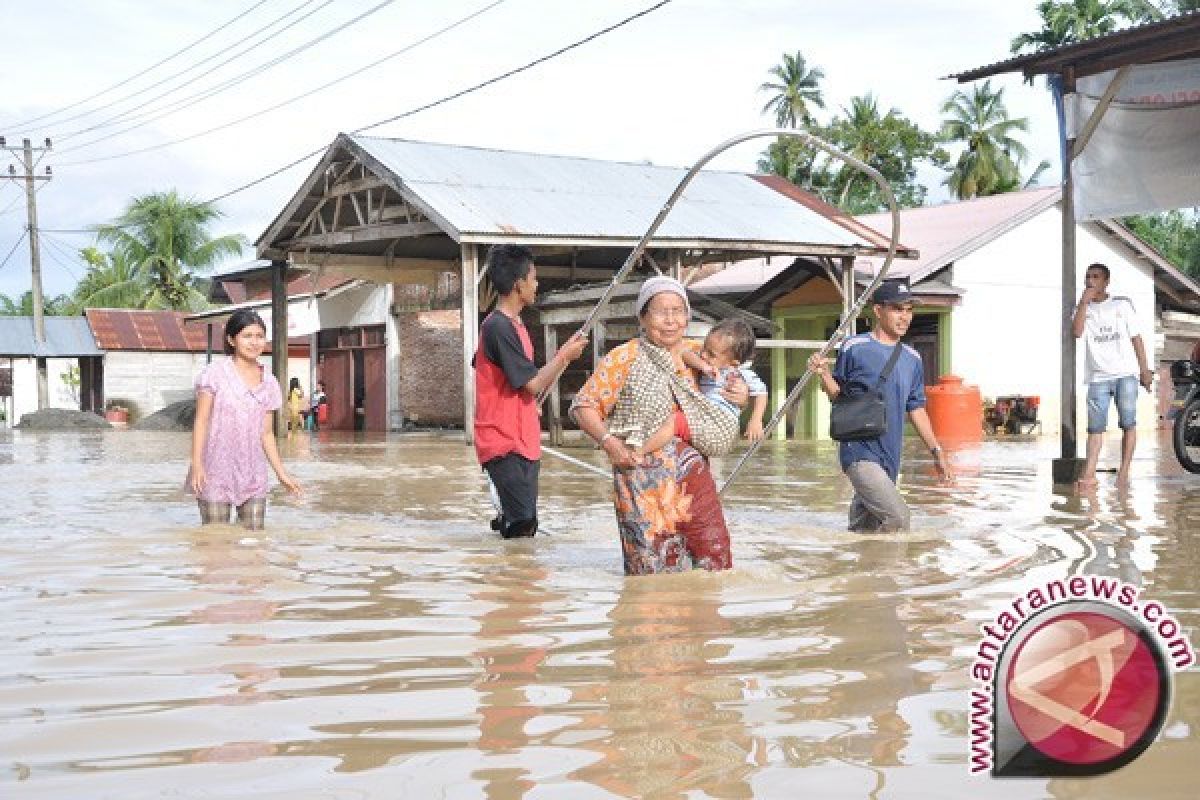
[[904, 313, 941, 385]]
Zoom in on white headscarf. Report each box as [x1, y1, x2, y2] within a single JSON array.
[[635, 276, 690, 317]]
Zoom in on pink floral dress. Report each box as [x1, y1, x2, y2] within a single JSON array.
[[191, 358, 282, 505]]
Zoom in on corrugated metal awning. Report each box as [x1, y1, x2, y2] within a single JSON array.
[[0, 317, 103, 357]]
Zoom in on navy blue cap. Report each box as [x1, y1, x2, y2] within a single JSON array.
[[871, 280, 918, 305]]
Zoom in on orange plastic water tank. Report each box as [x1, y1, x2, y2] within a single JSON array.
[[925, 374, 982, 442]]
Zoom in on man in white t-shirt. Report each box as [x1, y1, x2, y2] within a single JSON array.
[[1071, 262, 1154, 489]]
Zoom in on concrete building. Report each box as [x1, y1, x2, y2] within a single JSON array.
[[693, 188, 1200, 439], [0, 317, 102, 425]]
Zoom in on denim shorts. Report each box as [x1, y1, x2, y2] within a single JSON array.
[[1086, 376, 1138, 433]]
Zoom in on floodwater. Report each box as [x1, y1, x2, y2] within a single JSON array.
[[2, 428, 1198, 799]]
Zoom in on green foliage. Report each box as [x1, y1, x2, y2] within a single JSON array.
[[0, 290, 72, 316], [940, 81, 1046, 199], [1123, 210, 1200, 278], [93, 190, 245, 312], [759, 51, 825, 128], [68, 247, 155, 313], [1010, 0, 1194, 55], [61, 364, 80, 404], [758, 94, 947, 213]]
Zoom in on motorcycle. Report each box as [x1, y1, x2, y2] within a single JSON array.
[[1170, 359, 1200, 473]]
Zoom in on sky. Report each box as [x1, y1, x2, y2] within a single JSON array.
[[0, 0, 1057, 299]]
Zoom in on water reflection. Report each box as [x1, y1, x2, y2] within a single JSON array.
[[0, 429, 1196, 798], [568, 573, 758, 799]]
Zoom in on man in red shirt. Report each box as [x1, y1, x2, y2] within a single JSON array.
[[473, 245, 587, 538]]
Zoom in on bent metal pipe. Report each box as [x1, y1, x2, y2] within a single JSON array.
[[538, 128, 901, 495]]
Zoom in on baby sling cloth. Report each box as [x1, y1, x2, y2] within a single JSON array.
[[605, 337, 740, 458]]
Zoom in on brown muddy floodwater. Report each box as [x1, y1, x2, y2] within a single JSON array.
[[1, 429, 1198, 799]]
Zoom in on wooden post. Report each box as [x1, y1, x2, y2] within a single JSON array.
[[1053, 68, 1082, 485], [461, 243, 479, 445], [271, 259, 289, 439], [668, 250, 682, 280], [841, 256, 855, 324], [545, 325, 563, 445]]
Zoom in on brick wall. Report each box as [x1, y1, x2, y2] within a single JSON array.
[[397, 310, 464, 425]]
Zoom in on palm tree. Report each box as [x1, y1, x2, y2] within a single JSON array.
[[759, 51, 826, 128], [68, 247, 148, 311], [1011, 0, 1148, 54], [940, 81, 1034, 199], [94, 191, 246, 312]]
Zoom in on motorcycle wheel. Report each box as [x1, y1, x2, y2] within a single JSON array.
[[1173, 394, 1200, 473]]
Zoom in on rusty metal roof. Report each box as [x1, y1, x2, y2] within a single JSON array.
[[0, 316, 102, 357], [340, 135, 880, 252], [949, 10, 1200, 82], [85, 309, 221, 352]]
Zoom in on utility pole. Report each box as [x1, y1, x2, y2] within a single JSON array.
[[2, 136, 53, 409]]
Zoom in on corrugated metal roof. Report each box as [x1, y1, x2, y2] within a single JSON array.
[[694, 189, 1063, 296], [949, 10, 1200, 82], [853, 188, 1062, 284], [0, 316, 102, 357], [346, 135, 871, 250], [85, 309, 220, 352]]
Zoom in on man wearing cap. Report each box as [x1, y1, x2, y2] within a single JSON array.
[[473, 244, 588, 538], [808, 280, 953, 531]]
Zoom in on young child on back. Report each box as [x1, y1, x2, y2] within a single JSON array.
[[639, 318, 769, 455]]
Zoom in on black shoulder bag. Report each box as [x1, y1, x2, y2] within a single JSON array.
[[828, 342, 903, 442]]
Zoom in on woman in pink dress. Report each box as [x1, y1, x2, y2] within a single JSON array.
[[189, 310, 301, 528]]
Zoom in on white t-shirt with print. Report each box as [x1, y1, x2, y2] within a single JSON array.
[[1082, 296, 1141, 383]]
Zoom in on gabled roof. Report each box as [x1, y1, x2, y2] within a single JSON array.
[[750, 174, 917, 256], [85, 309, 222, 352], [258, 134, 898, 258], [0, 316, 102, 357], [853, 188, 1062, 284]]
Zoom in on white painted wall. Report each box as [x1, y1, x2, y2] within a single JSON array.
[[9, 357, 81, 422], [103, 352, 314, 421], [950, 206, 1159, 433], [104, 352, 211, 420]]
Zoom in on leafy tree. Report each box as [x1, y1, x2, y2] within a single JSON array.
[[94, 191, 245, 312], [1123, 210, 1200, 279], [759, 51, 826, 128], [0, 290, 71, 316], [758, 96, 946, 213], [940, 81, 1041, 199], [1009, 0, 1173, 54]]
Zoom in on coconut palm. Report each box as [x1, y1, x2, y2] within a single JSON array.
[[68, 247, 148, 311], [940, 81, 1034, 199], [759, 51, 826, 128], [94, 191, 245, 312], [1011, 0, 1149, 54]]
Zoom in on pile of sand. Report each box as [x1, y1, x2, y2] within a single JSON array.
[[16, 409, 112, 430]]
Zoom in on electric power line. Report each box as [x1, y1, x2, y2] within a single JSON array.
[[0, 230, 29, 271], [36, 0, 332, 138], [4, 0, 275, 132], [38, 232, 83, 282], [62, 0, 674, 189], [59, 0, 505, 162], [56, 0, 396, 152]]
